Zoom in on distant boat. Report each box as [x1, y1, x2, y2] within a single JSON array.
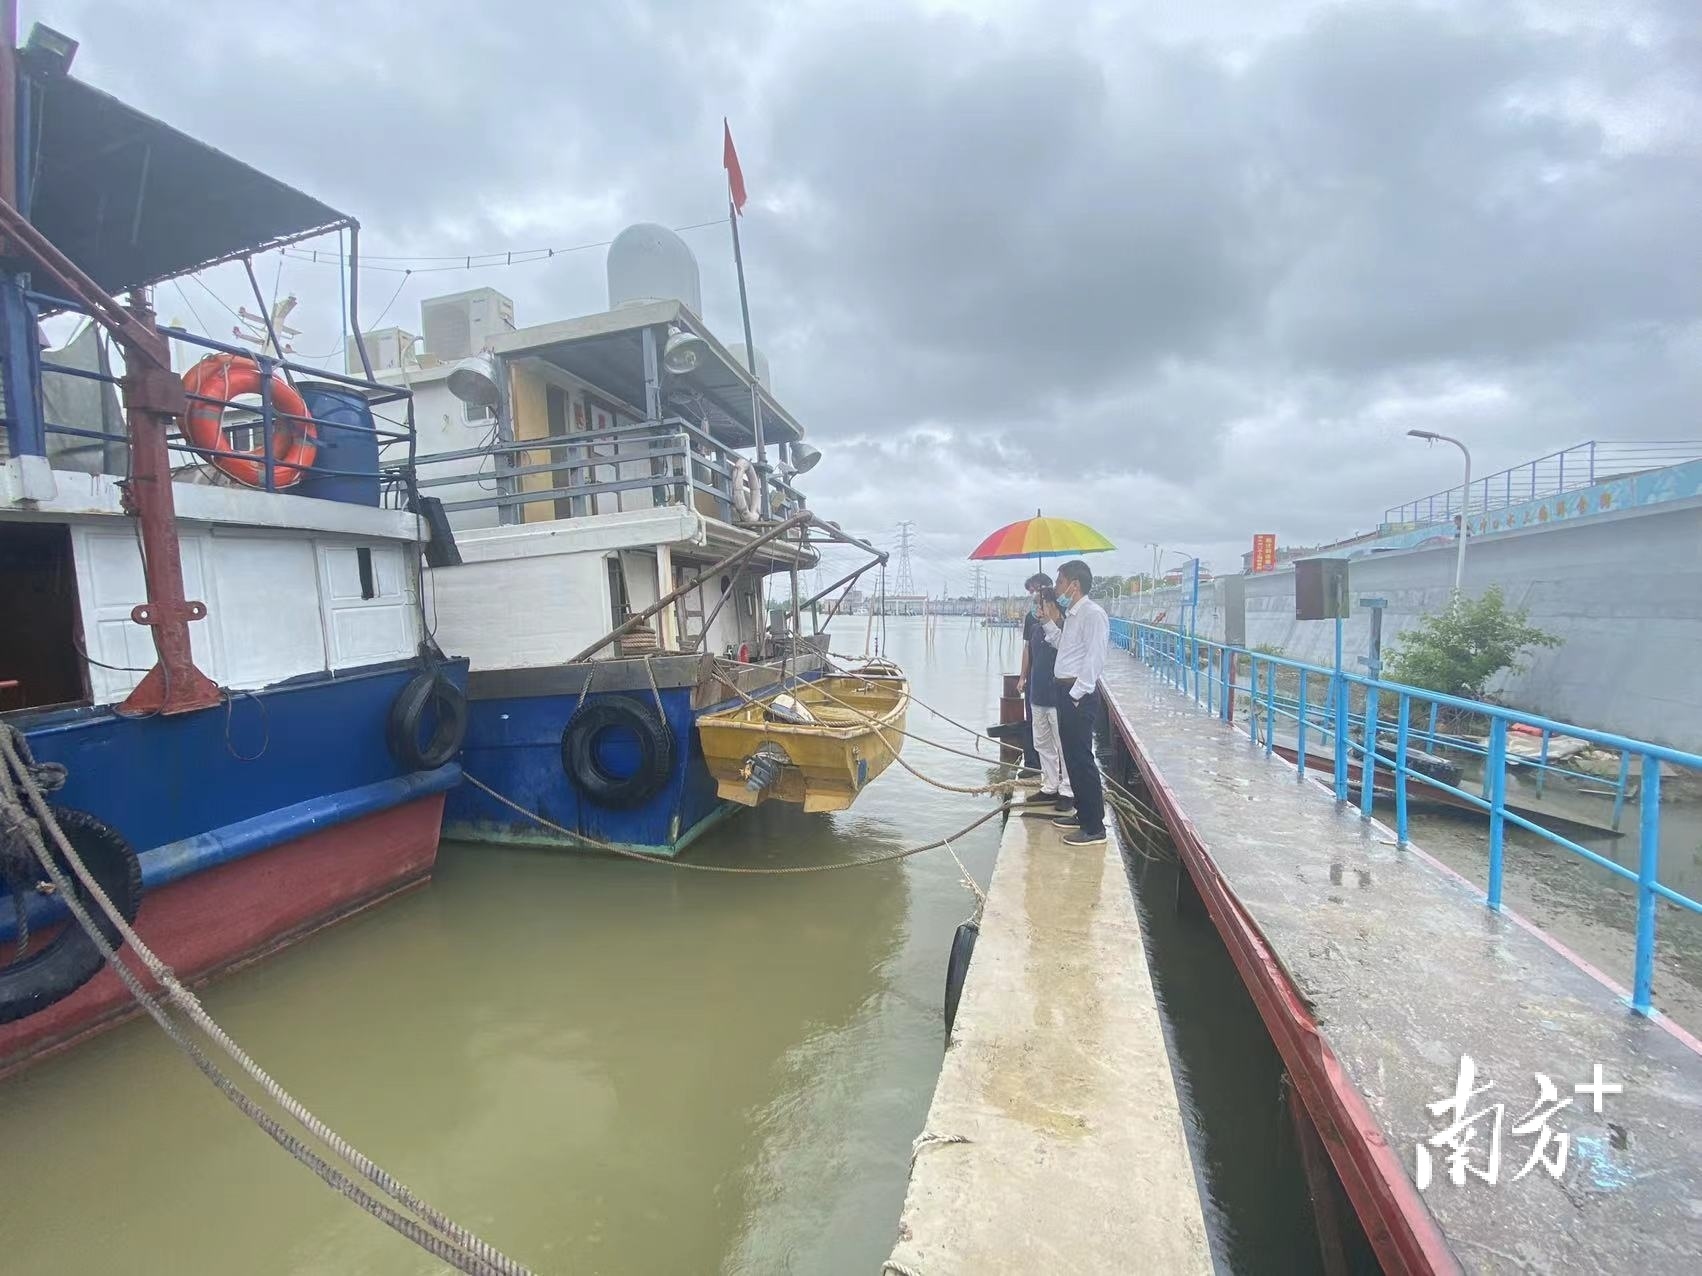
[[697, 663, 908, 812]]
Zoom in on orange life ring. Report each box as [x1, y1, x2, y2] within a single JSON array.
[[181, 353, 318, 488]]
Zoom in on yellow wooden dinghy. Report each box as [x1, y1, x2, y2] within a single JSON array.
[[697, 665, 909, 812]]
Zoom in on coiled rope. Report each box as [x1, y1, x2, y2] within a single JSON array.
[[0, 727, 534, 1276]]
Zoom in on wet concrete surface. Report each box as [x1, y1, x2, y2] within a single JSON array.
[[887, 798, 1212, 1274], [1409, 806, 1702, 1039], [1102, 650, 1702, 1275]]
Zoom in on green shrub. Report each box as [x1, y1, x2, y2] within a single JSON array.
[[1386, 587, 1560, 700]]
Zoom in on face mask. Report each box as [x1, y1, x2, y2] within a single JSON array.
[[1057, 591, 1073, 613]]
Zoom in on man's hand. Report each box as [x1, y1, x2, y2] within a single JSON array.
[[1017, 675, 1027, 694], [1041, 599, 1063, 625]]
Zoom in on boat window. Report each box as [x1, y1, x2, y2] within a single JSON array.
[[0, 523, 91, 712]]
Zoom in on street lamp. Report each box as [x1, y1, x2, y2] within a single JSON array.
[[1407, 429, 1472, 596]]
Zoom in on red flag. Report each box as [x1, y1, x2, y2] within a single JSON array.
[[723, 119, 748, 215]]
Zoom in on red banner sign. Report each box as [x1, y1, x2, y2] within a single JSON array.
[[1252, 533, 1277, 573]]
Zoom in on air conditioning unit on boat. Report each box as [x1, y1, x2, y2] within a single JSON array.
[[345, 327, 417, 376], [420, 288, 516, 363]]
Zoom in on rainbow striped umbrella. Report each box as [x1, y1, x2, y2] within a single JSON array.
[[968, 513, 1115, 568]]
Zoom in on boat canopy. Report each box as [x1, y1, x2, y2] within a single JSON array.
[[25, 72, 349, 294], [490, 299, 807, 450]]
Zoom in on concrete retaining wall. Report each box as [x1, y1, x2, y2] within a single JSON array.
[[1117, 498, 1702, 751]]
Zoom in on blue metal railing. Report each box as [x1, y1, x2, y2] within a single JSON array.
[[1382, 439, 1702, 528], [1108, 616, 1702, 1019], [4, 289, 416, 501]]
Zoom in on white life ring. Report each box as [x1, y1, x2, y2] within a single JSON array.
[[731, 456, 762, 522]]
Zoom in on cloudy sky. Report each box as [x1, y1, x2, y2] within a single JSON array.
[[41, 0, 1702, 592]]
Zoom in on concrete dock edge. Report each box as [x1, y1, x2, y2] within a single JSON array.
[[884, 803, 1212, 1274]]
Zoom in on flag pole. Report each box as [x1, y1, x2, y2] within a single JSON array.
[[727, 192, 769, 519]]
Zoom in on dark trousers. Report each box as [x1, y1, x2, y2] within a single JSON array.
[[1056, 687, 1104, 835]]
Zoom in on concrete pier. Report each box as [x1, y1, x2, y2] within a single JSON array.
[[885, 803, 1212, 1274], [1099, 648, 1702, 1274]]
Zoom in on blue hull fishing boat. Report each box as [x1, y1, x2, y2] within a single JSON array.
[[0, 23, 466, 1072], [381, 227, 890, 855]]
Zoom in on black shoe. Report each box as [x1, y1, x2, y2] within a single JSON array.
[[1051, 814, 1081, 829], [1035, 790, 1059, 804], [1063, 828, 1107, 847], [1053, 798, 1074, 812]]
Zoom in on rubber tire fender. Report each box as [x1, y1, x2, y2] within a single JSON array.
[[387, 671, 468, 771], [943, 918, 980, 1041], [561, 695, 675, 810], [0, 808, 143, 1025]]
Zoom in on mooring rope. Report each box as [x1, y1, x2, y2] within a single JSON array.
[[0, 727, 534, 1276], [463, 773, 1007, 874]]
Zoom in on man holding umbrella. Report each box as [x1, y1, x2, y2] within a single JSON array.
[[1040, 559, 1109, 847], [967, 514, 1115, 846]]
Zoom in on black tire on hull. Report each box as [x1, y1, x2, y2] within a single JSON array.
[[388, 671, 468, 771], [561, 696, 675, 810], [0, 807, 143, 1025]]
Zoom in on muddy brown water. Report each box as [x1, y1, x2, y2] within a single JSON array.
[[0, 620, 1018, 1275]]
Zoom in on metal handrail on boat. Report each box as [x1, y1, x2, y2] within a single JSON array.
[[20, 288, 419, 501], [402, 412, 808, 525]]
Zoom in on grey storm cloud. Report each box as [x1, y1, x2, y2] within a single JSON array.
[[40, 0, 1702, 587]]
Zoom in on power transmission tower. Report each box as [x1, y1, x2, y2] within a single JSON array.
[[894, 521, 916, 596]]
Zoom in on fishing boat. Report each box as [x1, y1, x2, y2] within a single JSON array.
[[0, 25, 466, 1073], [379, 227, 894, 856], [697, 664, 909, 811]]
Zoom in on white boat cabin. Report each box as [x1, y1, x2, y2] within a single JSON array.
[[383, 265, 819, 671]]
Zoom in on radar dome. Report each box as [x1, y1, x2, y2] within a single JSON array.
[[729, 343, 772, 392], [607, 223, 702, 314]]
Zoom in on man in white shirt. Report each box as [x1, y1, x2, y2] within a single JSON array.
[[1039, 559, 1109, 846]]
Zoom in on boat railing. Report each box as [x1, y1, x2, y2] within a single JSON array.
[[8, 289, 417, 504], [1109, 616, 1702, 1020], [402, 413, 805, 524]]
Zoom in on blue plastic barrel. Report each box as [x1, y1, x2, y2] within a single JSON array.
[[295, 383, 381, 507]]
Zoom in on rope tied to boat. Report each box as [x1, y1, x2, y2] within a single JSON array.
[[463, 772, 1008, 874], [641, 653, 667, 718], [0, 725, 536, 1276]]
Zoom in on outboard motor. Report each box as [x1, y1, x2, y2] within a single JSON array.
[[743, 743, 790, 796]]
